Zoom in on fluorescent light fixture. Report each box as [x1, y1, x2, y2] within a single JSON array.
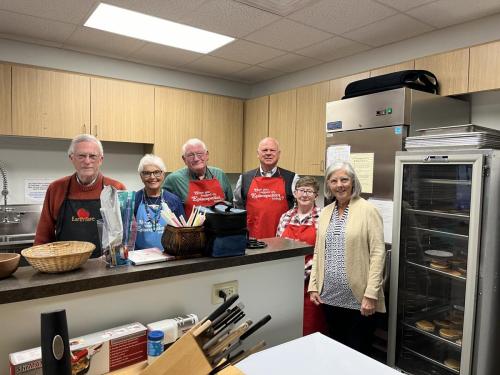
[[85, 3, 234, 54]]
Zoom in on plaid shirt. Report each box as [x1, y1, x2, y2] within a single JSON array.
[[276, 206, 322, 237]]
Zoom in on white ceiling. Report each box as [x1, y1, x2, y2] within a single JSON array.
[[1, 0, 500, 84]]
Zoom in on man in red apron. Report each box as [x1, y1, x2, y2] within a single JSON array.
[[234, 137, 298, 239], [34, 134, 126, 257], [163, 138, 233, 218]]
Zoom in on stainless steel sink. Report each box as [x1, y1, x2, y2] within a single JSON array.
[[0, 204, 41, 245]]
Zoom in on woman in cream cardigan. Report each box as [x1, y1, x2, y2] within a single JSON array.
[[308, 161, 385, 355]]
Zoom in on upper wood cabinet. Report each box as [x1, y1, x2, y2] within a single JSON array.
[[469, 41, 500, 92], [370, 61, 415, 77], [415, 49, 469, 96], [154, 87, 203, 172], [329, 72, 370, 102], [0, 64, 11, 135], [12, 66, 90, 139], [243, 96, 269, 171], [91, 77, 154, 143], [295, 82, 329, 176], [202, 94, 243, 173], [269, 89, 297, 171]]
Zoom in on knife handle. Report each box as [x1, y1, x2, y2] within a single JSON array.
[[240, 314, 271, 341], [206, 294, 239, 322], [206, 321, 251, 357], [230, 340, 266, 365]]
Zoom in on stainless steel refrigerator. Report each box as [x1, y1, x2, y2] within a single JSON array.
[[388, 149, 500, 375]]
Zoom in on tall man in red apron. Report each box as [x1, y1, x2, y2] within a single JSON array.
[[34, 134, 126, 258], [163, 139, 233, 218], [234, 137, 299, 239]]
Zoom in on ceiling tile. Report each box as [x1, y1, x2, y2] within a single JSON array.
[[211, 40, 286, 65], [288, 0, 396, 34], [0, 10, 76, 44], [374, 0, 436, 12], [63, 26, 146, 58], [296, 36, 371, 61], [105, 0, 208, 22], [407, 0, 500, 28], [245, 18, 332, 51], [258, 53, 322, 72], [343, 13, 434, 47], [180, 0, 280, 38], [228, 65, 285, 83], [0, 0, 94, 24], [185, 55, 251, 76], [128, 43, 202, 68]]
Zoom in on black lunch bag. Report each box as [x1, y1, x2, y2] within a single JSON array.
[[343, 70, 439, 99], [203, 203, 247, 257]]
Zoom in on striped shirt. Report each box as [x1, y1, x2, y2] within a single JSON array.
[[276, 206, 322, 237]]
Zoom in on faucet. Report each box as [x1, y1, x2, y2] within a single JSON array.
[[0, 163, 10, 223]]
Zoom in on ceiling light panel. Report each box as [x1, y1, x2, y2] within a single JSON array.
[[84, 3, 234, 54]]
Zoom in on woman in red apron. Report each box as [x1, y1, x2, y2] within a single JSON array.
[[276, 176, 327, 336]]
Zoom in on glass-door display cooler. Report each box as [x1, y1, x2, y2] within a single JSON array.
[[388, 150, 500, 375]]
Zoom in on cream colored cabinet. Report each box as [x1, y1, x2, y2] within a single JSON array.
[[154, 87, 203, 172], [469, 41, 500, 92], [370, 61, 415, 77], [415, 49, 469, 96], [0, 64, 11, 135], [202, 94, 243, 173], [295, 82, 329, 176], [12, 66, 90, 138], [91, 77, 154, 143], [243, 96, 269, 171], [269, 89, 296, 171]]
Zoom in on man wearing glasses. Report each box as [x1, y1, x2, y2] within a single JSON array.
[[163, 138, 233, 217], [34, 134, 125, 257], [234, 137, 299, 239]]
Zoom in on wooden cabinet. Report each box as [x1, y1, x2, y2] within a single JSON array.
[[469, 41, 500, 92], [91, 77, 154, 143], [243, 96, 269, 171], [12, 66, 90, 138], [202, 94, 243, 173], [0, 64, 11, 135], [415, 49, 469, 96], [154, 87, 203, 172], [269, 89, 296, 171], [329, 72, 370, 102], [370, 61, 414, 77], [295, 82, 329, 176]]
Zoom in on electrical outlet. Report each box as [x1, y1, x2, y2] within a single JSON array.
[[212, 280, 238, 304]]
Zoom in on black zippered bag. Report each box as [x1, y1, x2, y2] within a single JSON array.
[[343, 70, 439, 99]]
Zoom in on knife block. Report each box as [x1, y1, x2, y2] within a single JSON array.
[[138, 322, 244, 375]]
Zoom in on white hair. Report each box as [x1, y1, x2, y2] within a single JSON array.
[[324, 161, 362, 200], [257, 137, 280, 152], [138, 154, 167, 173], [181, 138, 207, 155], [67, 134, 103, 156]]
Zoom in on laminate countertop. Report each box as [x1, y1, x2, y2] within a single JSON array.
[[0, 237, 312, 305]]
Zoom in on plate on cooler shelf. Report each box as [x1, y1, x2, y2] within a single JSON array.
[[425, 250, 453, 258]]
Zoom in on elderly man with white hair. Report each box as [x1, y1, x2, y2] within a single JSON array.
[[163, 138, 233, 217], [34, 134, 126, 257]]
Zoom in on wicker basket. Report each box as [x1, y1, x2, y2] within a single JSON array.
[[21, 241, 95, 273], [161, 226, 206, 257]]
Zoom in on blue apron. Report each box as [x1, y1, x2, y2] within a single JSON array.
[[135, 200, 167, 250]]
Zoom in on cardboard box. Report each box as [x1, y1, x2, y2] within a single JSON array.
[[9, 322, 147, 375]]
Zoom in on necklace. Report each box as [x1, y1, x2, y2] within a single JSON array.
[[143, 193, 163, 232]]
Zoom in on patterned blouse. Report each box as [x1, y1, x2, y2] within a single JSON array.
[[276, 206, 322, 237], [320, 205, 361, 310]]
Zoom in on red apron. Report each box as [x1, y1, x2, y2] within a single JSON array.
[[246, 176, 289, 239], [185, 178, 225, 218], [282, 222, 327, 336]]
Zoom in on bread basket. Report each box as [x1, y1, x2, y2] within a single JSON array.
[[161, 226, 206, 257], [21, 241, 95, 273]]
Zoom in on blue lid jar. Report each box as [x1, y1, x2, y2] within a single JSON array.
[[148, 330, 164, 341], [148, 330, 164, 364]]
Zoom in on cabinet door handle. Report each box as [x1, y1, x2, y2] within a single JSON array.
[[94, 124, 98, 137], [82, 123, 86, 133], [320, 159, 324, 173]]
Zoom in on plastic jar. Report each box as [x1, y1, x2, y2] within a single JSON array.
[[147, 330, 164, 364]]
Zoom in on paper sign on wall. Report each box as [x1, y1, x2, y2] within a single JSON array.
[[24, 179, 52, 203], [350, 153, 374, 194], [326, 145, 350, 169]]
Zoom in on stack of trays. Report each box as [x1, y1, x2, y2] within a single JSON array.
[[406, 124, 500, 150]]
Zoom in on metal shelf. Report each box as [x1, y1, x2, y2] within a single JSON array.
[[405, 208, 469, 221], [410, 226, 468, 240], [421, 178, 471, 186], [402, 346, 459, 375], [402, 322, 462, 350], [406, 260, 467, 281]]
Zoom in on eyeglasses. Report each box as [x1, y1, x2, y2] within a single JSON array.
[[141, 170, 163, 178], [296, 188, 316, 196], [74, 153, 101, 162], [184, 152, 206, 159]]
